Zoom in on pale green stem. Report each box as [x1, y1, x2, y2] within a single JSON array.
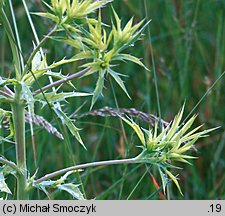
[[35, 157, 138, 184], [0, 90, 12, 98], [11, 85, 29, 200], [33, 68, 89, 95], [0, 157, 20, 173]]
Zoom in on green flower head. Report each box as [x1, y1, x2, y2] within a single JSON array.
[[120, 105, 218, 195], [37, 0, 112, 25]]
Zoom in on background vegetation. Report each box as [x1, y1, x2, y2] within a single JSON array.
[[0, 0, 224, 199]]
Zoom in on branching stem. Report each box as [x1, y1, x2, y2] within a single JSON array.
[[35, 157, 138, 184], [33, 68, 89, 95], [0, 90, 12, 98], [0, 157, 20, 173]]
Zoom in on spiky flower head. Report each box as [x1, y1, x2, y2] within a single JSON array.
[[120, 106, 217, 195], [111, 7, 147, 51], [73, 11, 150, 109], [38, 0, 112, 25], [35, 2, 150, 109]]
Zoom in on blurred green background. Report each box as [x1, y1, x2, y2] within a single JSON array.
[[0, 0, 224, 199]]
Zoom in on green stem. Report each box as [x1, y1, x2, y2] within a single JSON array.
[[11, 84, 28, 200], [0, 90, 12, 98], [35, 157, 138, 184], [33, 68, 89, 95], [0, 157, 20, 173]]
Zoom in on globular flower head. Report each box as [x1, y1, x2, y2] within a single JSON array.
[[120, 106, 218, 195]]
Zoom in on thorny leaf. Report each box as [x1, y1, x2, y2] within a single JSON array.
[[35, 91, 92, 104], [34, 170, 84, 200], [38, 0, 112, 25], [0, 167, 11, 194], [164, 169, 183, 196], [90, 69, 106, 110], [158, 166, 168, 194], [53, 107, 86, 149], [120, 115, 145, 145], [31, 50, 43, 72], [108, 68, 131, 99], [23, 57, 80, 86], [57, 183, 85, 200], [0, 109, 15, 142], [112, 54, 149, 71]]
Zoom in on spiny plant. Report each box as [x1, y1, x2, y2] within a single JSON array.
[[0, 0, 217, 200]]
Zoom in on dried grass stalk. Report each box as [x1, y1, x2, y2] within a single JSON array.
[[24, 112, 64, 140], [74, 107, 169, 127]]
